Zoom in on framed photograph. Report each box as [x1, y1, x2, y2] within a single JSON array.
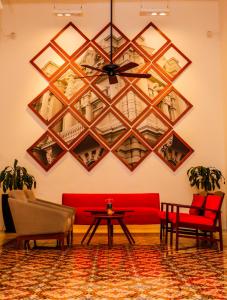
[[134, 65, 171, 103], [51, 66, 87, 104], [112, 131, 151, 171], [92, 109, 129, 148], [27, 131, 67, 171], [92, 74, 129, 103], [132, 22, 170, 60], [92, 23, 129, 60], [154, 87, 193, 125], [30, 43, 68, 81], [71, 87, 108, 125], [153, 43, 192, 81], [70, 131, 109, 171], [113, 86, 149, 125], [72, 43, 108, 81], [28, 87, 66, 125], [154, 131, 194, 171], [49, 109, 88, 149], [51, 22, 89, 59], [134, 109, 172, 149], [113, 43, 150, 82]]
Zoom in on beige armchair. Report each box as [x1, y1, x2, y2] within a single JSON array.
[[8, 197, 71, 250]]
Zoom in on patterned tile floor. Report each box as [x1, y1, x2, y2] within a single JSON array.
[[1, 232, 227, 300]]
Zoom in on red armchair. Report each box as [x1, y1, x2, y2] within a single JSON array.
[[168, 192, 225, 250], [160, 193, 206, 243]]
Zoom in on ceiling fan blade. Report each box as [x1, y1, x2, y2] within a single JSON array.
[[116, 62, 139, 73], [118, 72, 151, 79], [109, 75, 118, 84], [81, 64, 106, 73]]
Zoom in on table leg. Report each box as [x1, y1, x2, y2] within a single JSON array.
[[118, 218, 135, 244], [87, 218, 101, 245], [107, 218, 113, 248], [81, 218, 97, 244]]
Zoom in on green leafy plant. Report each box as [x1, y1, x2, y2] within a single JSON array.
[[0, 159, 36, 193], [187, 166, 225, 192]]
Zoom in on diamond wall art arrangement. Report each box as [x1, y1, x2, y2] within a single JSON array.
[[27, 21, 193, 172]]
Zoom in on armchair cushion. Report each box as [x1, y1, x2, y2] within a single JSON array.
[[170, 214, 214, 226], [189, 194, 206, 215], [204, 195, 222, 220], [8, 190, 27, 202]]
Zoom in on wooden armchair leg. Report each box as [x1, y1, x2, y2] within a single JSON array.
[[160, 223, 163, 240], [170, 223, 173, 246], [196, 229, 199, 248], [175, 226, 179, 251]]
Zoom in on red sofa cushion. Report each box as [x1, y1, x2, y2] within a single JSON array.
[[62, 193, 160, 225]]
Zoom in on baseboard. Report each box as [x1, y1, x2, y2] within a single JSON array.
[[73, 224, 160, 234]]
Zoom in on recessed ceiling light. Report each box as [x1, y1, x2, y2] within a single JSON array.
[[140, 8, 170, 16]]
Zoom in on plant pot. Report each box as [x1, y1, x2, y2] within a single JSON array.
[[2, 194, 16, 233]]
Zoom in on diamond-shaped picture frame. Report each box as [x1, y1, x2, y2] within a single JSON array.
[[154, 131, 194, 171], [134, 109, 172, 149], [153, 43, 192, 81], [71, 87, 108, 125], [51, 22, 89, 59], [135, 65, 171, 103], [113, 43, 150, 82], [92, 23, 129, 60], [30, 43, 68, 81], [51, 66, 87, 104], [132, 22, 170, 60], [154, 87, 193, 125], [70, 131, 109, 171], [49, 109, 88, 149], [72, 43, 109, 81], [27, 131, 67, 171], [92, 74, 129, 103], [113, 86, 150, 125], [112, 131, 151, 171], [28, 87, 67, 126], [92, 109, 129, 148]]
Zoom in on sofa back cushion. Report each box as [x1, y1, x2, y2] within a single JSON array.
[[189, 194, 206, 215], [62, 193, 160, 208]]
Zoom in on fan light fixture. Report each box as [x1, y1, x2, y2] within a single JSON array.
[[53, 8, 83, 17], [0, 0, 3, 9], [140, 8, 170, 16]]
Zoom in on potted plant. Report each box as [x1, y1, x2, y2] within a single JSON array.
[[187, 166, 225, 192], [0, 159, 36, 232]]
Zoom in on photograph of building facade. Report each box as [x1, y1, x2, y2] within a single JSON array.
[[53, 68, 86, 100], [93, 111, 128, 147], [114, 89, 148, 123], [156, 89, 192, 124], [75, 46, 106, 76], [71, 134, 107, 169], [51, 111, 86, 147], [114, 134, 149, 169], [136, 111, 170, 148], [30, 89, 65, 124], [73, 89, 107, 123]]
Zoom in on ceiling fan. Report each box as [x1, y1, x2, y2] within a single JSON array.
[[81, 0, 151, 84]]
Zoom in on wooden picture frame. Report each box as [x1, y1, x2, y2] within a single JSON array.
[[134, 65, 171, 103], [154, 87, 193, 125], [49, 109, 88, 149], [92, 23, 129, 60], [50, 65, 88, 104], [91, 108, 129, 148], [113, 86, 150, 125], [153, 43, 192, 81], [30, 43, 68, 81], [132, 22, 171, 60], [112, 131, 151, 171], [71, 87, 108, 125], [28, 87, 67, 126], [134, 109, 172, 149], [27, 131, 67, 171], [70, 131, 109, 171], [154, 131, 194, 171], [51, 22, 89, 59]]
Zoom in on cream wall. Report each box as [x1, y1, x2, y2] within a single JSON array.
[[0, 0, 226, 229]]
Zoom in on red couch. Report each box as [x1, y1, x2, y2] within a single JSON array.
[[62, 193, 160, 224]]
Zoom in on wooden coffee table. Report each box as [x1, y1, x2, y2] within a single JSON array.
[[81, 210, 135, 248]]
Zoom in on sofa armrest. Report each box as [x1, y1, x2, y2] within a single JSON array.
[[35, 198, 75, 214], [8, 198, 70, 235]]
